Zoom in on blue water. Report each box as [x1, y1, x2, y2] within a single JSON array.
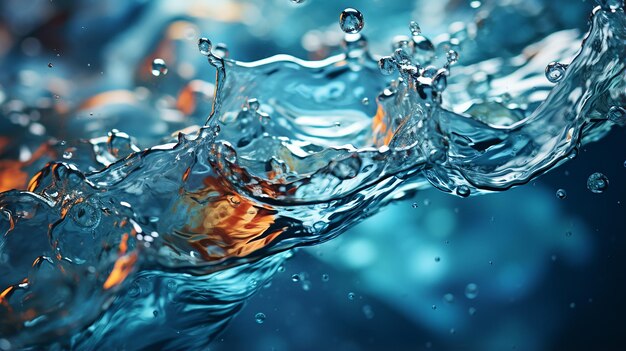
[[0, 0, 624, 349]]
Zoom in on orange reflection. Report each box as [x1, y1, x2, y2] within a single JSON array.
[[176, 177, 284, 261], [372, 103, 393, 146], [103, 233, 137, 290]]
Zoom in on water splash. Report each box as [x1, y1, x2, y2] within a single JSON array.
[[0, 2, 624, 349]]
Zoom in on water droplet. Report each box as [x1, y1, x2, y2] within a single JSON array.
[[545, 62, 568, 83], [291, 0, 305, 3], [565, 231, 573, 237], [348, 292, 356, 300], [153, 310, 159, 318], [291, 274, 300, 282], [456, 185, 471, 198], [464, 283, 479, 299], [412, 202, 418, 208], [432, 304, 437, 310], [446, 50, 459, 65], [378, 56, 396, 75], [569, 302, 576, 309], [47, 62, 53, 68], [339, 8, 364, 34], [556, 189, 567, 199], [62, 151, 73, 159], [322, 274, 329, 282], [587, 172, 609, 194], [198, 38, 212, 55], [409, 21, 421, 36], [468, 307, 477, 315], [361, 97, 369, 105], [277, 265, 285, 273], [151, 58, 168, 77], [608, 106, 626, 125], [255, 312, 266, 324], [434, 256, 441, 262], [443, 293, 455, 303]]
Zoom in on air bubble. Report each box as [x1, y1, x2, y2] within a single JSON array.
[[464, 283, 479, 299], [339, 8, 364, 34], [291, 274, 300, 282], [255, 312, 266, 324], [151, 58, 168, 77], [348, 292, 356, 300], [556, 189, 567, 199], [587, 172, 609, 193]]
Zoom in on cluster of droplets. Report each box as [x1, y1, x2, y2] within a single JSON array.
[[376, 20, 461, 100]]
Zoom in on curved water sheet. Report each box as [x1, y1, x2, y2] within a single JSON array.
[[0, 3, 625, 350]]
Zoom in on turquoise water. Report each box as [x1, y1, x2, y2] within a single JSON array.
[[0, 1, 624, 349]]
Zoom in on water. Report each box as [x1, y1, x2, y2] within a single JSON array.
[[0, 1, 624, 349]]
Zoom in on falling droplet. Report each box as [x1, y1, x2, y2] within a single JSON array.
[[464, 283, 479, 299], [587, 172, 609, 194], [339, 8, 364, 34], [545, 62, 568, 83], [198, 38, 212, 55], [556, 189, 567, 199], [409, 21, 421, 36], [151, 58, 168, 77], [255, 312, 266, 324]]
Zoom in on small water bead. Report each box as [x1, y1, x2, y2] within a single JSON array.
[[432, 304, 437, 310], [446, 50, 459, 65], [255, 312, 266, 324], [607, 106, 626, 125], [348, 292, 356, 300], [361, 97, 369, 105], [409, 21, 421, 36], [247, 98, 260, 111], [339, 8, 364, 34], [434, 256, 441, 262], [412, 202, 418, 208], [151, 58, 168, 76], [456, 185, 471, 198], [198, 38, 212, 55], [587, 172, 609, 193], [47, 62, 53, 68], [464, 283, 479, 299], [291, 0, 305, 3], [565, 231, 573, 238], [443, 293, 455, 303], [322, 274, 329, 282], [378, 56, 396, 75], [545, 62, 568, 83], [291, 274, 300, 282], [556, 189, 567, 199]]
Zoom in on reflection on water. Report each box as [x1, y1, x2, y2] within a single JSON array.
[[0, 0, 624, 349]]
